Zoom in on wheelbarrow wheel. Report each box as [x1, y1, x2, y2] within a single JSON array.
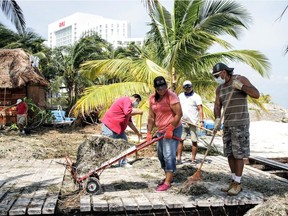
[[86, 177, 101, 194]]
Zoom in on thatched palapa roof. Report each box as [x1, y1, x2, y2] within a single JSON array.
[[0, 48, 49, 88]]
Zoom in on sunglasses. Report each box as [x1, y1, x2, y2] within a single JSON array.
[[183, 85, 192, 90], [156, 84, 167, 90], [213, 70, 222, 78]]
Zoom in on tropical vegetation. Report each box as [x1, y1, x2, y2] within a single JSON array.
[[73, 0, 270, 119], [0, 0, 274, 125], [0, 0, 25, 33]]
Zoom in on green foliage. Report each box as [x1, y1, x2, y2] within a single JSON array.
[[24, 98, 55, 128], [0, 0, 26, 33], [0, 24, 45, 53], [9, 123, 18, 130], [73, 0, 270, 120], [258, 93, 272, 104]]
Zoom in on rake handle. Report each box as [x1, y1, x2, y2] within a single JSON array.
[[197, 88, 235, 171]]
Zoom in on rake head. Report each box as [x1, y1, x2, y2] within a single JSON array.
[[184, 169, 203, 185]]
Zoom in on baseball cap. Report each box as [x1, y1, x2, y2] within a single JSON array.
[[183, 80, 192, 88], [153, 76, 167, 90], [212, 63, 234, 74], [16, 99, 22, 104]]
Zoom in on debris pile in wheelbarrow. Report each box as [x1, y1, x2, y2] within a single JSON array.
[[74, 135, 134, 176]]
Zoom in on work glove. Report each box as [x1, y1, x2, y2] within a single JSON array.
[[232, 79, 244, 90], [164, 124, 175, 139], [214, 118, 221, 132], [146, 131, 152, 142]]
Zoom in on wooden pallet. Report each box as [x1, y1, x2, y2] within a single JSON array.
[[0, 155, 287, 215], [0, 159, 65, 216], [249, 155, 288, 171]]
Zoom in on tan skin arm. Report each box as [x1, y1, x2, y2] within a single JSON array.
[[197, 104, 204, 126], [169, 102, 183, 127], [214, 86, 222, 118], [235, 75, 260, 99], [131, 108, 143, 116], [147, 106, 156, 133], [128, 121, 142, 138]]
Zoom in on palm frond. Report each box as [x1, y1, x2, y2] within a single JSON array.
[[72, 82, 151, 117], [203, 50, 270, 78], [1, 0, 26, 33], [80, 58, 169, 85]]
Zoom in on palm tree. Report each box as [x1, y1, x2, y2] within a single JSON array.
[[73, 0, 270, 118], [276, 4, 288, 54], [47, 34, 113, 109], [0, 0, 25, 33], [0, 23, 45, 53]]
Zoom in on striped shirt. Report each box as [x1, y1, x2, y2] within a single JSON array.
[[220, 82, 249, 127]]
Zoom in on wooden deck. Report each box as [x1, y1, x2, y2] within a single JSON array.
[[0, 155, 287, 216], [0, 159, 65, 215]]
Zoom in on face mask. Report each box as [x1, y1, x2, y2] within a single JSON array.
[[215, 77, 225, 85], [132, 101, 139, 108]]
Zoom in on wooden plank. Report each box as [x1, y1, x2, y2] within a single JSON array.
[[92, 195, 108, 212], [42, 195, 58, 214], [143, 193, 166, 210], [0, 191, 21, 216], [209, 194, 225, 207], [249, 156, 288, 171], [195, 194, 211, 207], [9, 197, 31, 215], [160, 193, 183, 209], [107, 197, 125, 212], [28, 197, 46, 215], [80, 195, 91, 212], [121, 197, 138, 211], [177, 196, 196, 208], [224, 195, 239, 206], [133, 194, 153, 210]]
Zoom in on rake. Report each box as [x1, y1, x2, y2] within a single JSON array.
[[185, 88, 234, 184]]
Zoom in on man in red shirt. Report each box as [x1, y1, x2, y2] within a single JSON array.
[[101, 94, 143, 167], [16, 99, 28, 134]]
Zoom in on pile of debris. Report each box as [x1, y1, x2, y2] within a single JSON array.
[[74, 135, 134, 176]]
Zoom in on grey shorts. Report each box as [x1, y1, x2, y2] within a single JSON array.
[[17, 114, 27, 126], [181, 123, 198, 142], [223, 124, 250, 159]]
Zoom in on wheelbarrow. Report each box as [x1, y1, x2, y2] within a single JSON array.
[[62, 135, 181, 194]]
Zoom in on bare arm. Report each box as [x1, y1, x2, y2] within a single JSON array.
[[131, 108, 143, 116], [128, 121, 141, 137], [170, 102, 183, 127], [197, 104, 204, 127], [147, 106, 155, 133], [236, 75, 260, 99], [214, 86, 222, 118], [197, 104, 204, 122]]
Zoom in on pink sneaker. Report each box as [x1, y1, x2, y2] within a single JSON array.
[[156, 183, 171, 192]]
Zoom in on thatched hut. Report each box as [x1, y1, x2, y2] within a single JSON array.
[[0, 48, 49, 126]]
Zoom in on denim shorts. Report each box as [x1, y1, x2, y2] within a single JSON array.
[[101, 123, 127, 141], [223, 124, 250, 159], [157, 124, 183, 173]]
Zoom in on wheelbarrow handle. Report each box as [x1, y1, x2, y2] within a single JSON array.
[[149, 135, 183, 142]]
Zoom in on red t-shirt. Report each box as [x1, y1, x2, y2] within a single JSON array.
[[149, 89, 181, 133], [16, 102, 28, 114], [101, 96, 132, 134]]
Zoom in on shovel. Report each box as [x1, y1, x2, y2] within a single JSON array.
[[184, 88, 235, 184]]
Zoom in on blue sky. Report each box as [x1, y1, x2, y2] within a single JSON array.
[[1, 0, 288, 108]]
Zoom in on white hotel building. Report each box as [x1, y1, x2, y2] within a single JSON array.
[[48, 12, 144, 48]]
